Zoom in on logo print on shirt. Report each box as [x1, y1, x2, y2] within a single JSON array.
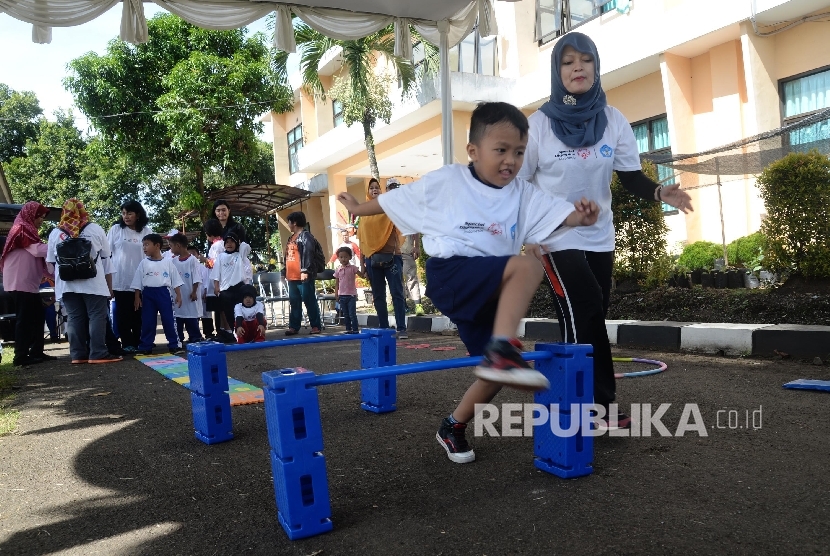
[[510, 223, 517, 240], [487, 223, 504, 236], [163, 271, 169, 278], [577, 148, 591, 160], [600, 145, 613, 158]]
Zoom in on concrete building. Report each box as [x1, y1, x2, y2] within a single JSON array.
[[266, 0, 830, 256]]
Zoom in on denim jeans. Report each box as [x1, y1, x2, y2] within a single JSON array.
[[338, 294, 358, 331], [62, 292, 109, 360], [366, 254, 406, 332], [288, 278, 321, 330]]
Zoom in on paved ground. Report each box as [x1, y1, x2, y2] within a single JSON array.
[[1, 327, 829, 555]]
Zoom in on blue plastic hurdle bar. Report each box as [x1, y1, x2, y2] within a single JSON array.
[[186, 329, 398, 444], [262, 342, 594, 540]]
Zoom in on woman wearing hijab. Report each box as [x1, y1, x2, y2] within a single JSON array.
[[108, 200, 152, 353], [46, 199, 121, 364], [519, 32, 693, 430], [212, 199, 247, 244], [0, 201, 54, 366], [357, 178, 408, 339]]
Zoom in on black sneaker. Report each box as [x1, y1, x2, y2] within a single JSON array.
[[473, 339, 550, 391], [436, 417, 475, 464]]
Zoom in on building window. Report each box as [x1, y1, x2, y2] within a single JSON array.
[[448, 21, 498, 76], [332, 100, 344, 128], [287, 124, 303, 174], [536, 0, 618, 44], [631, 115, 676, 214], [781, 67, 830, 147]]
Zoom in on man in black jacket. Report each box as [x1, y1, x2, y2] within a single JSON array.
[[283, 211, 322, 335]]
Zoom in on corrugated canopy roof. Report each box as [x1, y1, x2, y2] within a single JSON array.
[[180, 183, 312, 219]]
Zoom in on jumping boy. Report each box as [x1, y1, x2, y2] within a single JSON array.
[[234, 284, 266, 343], [169, 233, 204, 344], [337, 101, 599, 464], [131, 233, 184, 355]]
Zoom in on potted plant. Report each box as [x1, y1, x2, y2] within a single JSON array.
[[673, 263, 691, 288], [690, 268, 703, 285], [700, 267, 714, 288]]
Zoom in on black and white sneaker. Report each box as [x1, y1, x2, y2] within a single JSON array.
[[473, 339, 550, 391], [436, 417, 475, 464]]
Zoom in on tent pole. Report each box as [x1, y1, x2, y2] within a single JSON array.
[[439, 20, 453, 165], [715, 158, 728, 267]]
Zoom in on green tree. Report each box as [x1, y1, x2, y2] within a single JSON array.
[[757, 151, 830, 278], [281, 23, 417, 179], [4, 111, 137, 224], [610, 160, 670, 286], [64, 14, 292, 206], [0, 84, 43, 163]]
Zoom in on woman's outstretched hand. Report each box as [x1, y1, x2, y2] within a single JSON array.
[[336, 192, 359, 213], [660, 184, 694, 214]]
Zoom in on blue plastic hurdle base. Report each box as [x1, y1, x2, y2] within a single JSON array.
[[783, 379, 830, 392], [360, 329, 397, 413], [533, 343, 594, 479], [191, 392, 233, 445]]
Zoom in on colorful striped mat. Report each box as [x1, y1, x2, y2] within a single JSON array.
[[135, 353, 264, 406]]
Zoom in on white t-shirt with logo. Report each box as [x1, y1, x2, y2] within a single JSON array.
[[130, 257, 185, 291], [172, 255, 203, 318], [376, 164, 575, 259], [108, 224, 152, 292], [234, 301, 265, 322], [518, 106, 641, 253], [210, 242, 252, 291], [46, 223, 112, 298]]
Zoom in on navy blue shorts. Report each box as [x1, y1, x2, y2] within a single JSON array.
[[425, 255, 511, 356]]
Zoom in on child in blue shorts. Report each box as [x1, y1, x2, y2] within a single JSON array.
[[131, 233, 184, 355], [337, 102, 599, 464]]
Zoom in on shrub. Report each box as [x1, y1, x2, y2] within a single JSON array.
[[757, 151, 830, 278], [611, 160, 669, 286], [726, 232, 766, 267], [677, 240, 722, 270]]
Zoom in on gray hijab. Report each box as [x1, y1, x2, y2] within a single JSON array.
[[539, 32, 608, 148]]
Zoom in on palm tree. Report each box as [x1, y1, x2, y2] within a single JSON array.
[[274, 22, 432, 179]]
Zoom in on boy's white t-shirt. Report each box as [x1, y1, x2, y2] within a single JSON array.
[[210, 242, 252, 291], [107, 224, 152, 292], [130, 257, 185, 291], [206, 239, 225, 297], [46, 223, 112, 298], [376, 164, 575, 258], [518, 106, 641, 253], [234, 301, 265, 322], [172, 255, 203, 318]]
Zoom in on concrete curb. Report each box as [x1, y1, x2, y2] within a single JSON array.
[[354, 314, 830, 358]]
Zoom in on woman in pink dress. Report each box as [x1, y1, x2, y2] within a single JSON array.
[[0, 201, 55, 366]]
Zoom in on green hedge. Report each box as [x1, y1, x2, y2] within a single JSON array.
[[677, 240, 722, 270], [757, 151, 830, 278], [726, 232, 766, 268]]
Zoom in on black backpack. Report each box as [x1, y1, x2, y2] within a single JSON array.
[[56, 225, 98, 281], [303, 231, 327, 274]]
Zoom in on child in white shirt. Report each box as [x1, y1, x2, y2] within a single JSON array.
[[131, 233, 184, 355], [169, 233, 203, 344], [234, 284, 266, 343], [210, 232, 251, 335]]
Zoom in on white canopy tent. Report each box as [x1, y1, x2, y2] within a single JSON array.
[[0, 0, 515, 164]]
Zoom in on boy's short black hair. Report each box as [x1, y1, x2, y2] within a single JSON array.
[[143, 233, 163, 247], [187, 244, 200, 252], [287, 211, 307, 228], [336, 246, 353, 258], [240, 284, 258, 300], [468, 102, 529, 145], [169, 233, 188, 247], [204, 218, 223, 238]]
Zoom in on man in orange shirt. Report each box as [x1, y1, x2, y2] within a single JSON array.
[[283, 211, 322, 335]]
